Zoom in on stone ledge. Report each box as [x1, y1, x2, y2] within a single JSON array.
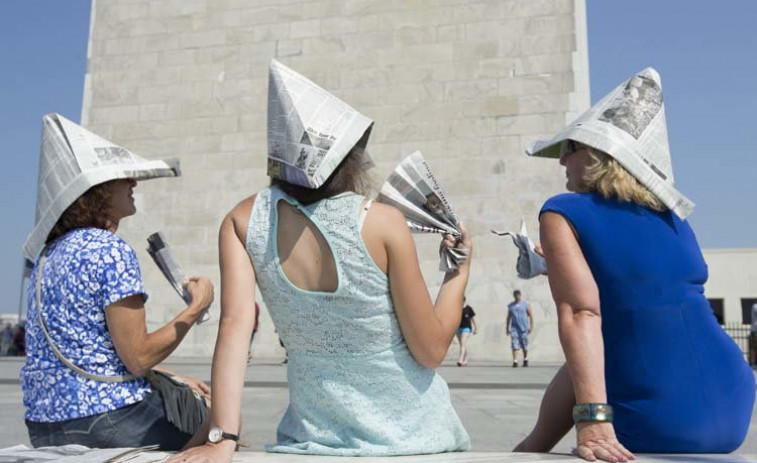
[[2, 446, 754, 463], [228, 452, 757, 462]]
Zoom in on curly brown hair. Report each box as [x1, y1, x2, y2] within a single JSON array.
[[46, 181, 116, 244]]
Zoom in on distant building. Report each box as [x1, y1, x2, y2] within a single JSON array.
[[0, 314, 20, 327], [702, 248, 757, 326]]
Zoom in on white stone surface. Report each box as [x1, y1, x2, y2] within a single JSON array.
[[3, 446, 754, 463], [2, 359, 757, 456], [80, 0, 591, 361], [223, 452, 756, 462]]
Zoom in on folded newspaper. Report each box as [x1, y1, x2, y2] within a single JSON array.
[[147, 232, 209, 324], [267, 60, 374, 189], [491, 220, 546, 279], [0, 444, 167, 463], [23, 113, 180, 262], [527, 67, 694, 219], [377, 151, 467, 272]]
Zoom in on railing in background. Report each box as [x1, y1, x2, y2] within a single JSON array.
[[723, 323, 750, 361]]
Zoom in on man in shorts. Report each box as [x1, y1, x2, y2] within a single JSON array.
[[506, 290, 533, 367]]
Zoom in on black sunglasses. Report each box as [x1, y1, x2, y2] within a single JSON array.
[[563, 140, 582, 157]]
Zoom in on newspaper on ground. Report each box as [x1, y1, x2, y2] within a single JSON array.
[[527, 67, 694, 219], [23, 113, 180, 263], [147, 233, 209, 324], [267, 60, 374, 189], [492, 220, 546, 279], [377, 151, 467, 273], [0, 444, 168, 463]]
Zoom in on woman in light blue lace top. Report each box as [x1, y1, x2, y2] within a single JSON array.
[[175, 143, 472, 461]]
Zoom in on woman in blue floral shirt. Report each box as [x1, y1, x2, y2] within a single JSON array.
[[21, 177, 214, 450]]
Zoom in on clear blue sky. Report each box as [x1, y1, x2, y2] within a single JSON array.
[[1, 1, 756, 314]]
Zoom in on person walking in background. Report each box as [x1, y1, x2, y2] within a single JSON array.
[[1, 323, 12, 356], [279, 337, 288, 365], [247, 302, 260, 365], [506, 290, 533, 367], [456, 298, 477, 367], [10, 323, 26, 356]]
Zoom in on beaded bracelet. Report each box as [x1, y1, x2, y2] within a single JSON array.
[[572, 403, 614, 423]]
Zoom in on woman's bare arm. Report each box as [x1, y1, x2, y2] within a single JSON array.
[[366, 204, 472, 369], [541, 211, 633, 462], [540, 212, 605, 404], [106, 277, 213, 377], [168, 196, 258, 463]]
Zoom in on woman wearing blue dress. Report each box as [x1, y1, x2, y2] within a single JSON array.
[[172, 61, 471, 463], [515, 68, 754, 461]]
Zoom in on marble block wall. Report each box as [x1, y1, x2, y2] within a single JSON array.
[[81, 0, 591, 361]]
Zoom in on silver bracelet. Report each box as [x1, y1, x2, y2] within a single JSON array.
[[572, 403, 613, 423]]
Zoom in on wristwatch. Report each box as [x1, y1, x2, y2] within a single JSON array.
[[208, 426, 250, 447]]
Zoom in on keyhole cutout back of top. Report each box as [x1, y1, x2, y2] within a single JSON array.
[[276, 200, 339, 293]]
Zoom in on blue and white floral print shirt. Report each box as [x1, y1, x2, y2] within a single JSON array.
[[21, 228, 152, 423]]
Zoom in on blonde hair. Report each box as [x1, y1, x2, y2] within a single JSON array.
[[582, 148, 667, 211]]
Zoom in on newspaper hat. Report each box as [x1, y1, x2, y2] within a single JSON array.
[[527, 67, 694, 218], [23, 113, 180, 261], [267, 60, 374, 188]]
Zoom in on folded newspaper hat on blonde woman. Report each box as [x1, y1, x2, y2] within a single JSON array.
[[267, 59, 374, 189], [527, 67, 694, 219], [23, 113, 180, 261]]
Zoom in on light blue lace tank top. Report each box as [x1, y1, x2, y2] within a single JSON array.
[[247, 186, 470, 456]]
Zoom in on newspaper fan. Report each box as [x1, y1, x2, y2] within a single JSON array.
[[491, 220, 546, 279], [377, 151, 467, 272], [147, 232, 210, 324]]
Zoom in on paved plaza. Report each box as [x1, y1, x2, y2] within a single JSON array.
[[1, 357, 755, 461]]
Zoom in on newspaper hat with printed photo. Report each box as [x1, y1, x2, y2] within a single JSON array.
[[23, 113, 180, 261], [527, 67, 694, 219], [267, 60, 374, 189]]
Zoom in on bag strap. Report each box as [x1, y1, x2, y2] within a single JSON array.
[[36, 254, 136, 383], [358, 198, 373, 231]]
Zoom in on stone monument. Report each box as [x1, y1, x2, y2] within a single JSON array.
[[81, 0, 590, 360]]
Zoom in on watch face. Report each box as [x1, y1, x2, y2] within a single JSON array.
[[208, 427, 222, 443]]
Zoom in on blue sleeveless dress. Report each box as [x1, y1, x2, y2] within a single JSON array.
[[246, 186, 470, 456], [541, 193, 755, 453]]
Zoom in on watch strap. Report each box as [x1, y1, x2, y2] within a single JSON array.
[[212, 429, 250, 448]]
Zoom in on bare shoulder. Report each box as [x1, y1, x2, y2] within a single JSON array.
[[228, 194, 257, 221], [222, 194, 258, 243], [365, 202, 408, 238], [540, 211, 578, 242], [540, 210, 567, 227], [367, 202, 406, 226]]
